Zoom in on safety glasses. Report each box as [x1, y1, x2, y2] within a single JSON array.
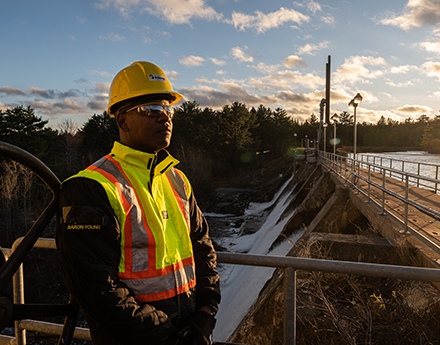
[[125, 104, 174, 119]]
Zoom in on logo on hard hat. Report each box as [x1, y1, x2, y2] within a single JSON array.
[[148, 74, 166, 82]]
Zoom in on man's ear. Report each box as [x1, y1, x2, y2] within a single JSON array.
[[116, 112, 129, 132]]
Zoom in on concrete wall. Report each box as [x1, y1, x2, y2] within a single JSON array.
[[227, 163, 440, 344]]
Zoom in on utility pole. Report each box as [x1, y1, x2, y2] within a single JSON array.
[[325, 55, 331, 125]]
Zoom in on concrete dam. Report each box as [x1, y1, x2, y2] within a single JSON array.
[[213, 157, 440, 344]]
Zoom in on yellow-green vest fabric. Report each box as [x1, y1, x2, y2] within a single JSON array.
[[68, 142, 195, 302]]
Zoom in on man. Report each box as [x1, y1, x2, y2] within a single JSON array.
[[56, 61, 220, 345]]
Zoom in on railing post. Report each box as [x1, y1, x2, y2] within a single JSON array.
[[418, 163, 421, 187], [390, 159, 393, 177], [402, 161, 405, 181], [367, 165, 371, 203], [436, 166, 439, 195], [284, 267, 296, 345], [405, 174, 409, 233], [13, 264, 26, 345], [380, 168, 386, 215]]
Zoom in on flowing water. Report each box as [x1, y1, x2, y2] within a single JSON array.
[[209, 151, 440, 341]]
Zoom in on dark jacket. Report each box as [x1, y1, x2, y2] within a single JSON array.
[[56, 148, 220, 345]]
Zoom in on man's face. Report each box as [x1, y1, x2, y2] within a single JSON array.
[[117, 99, 173, 153]]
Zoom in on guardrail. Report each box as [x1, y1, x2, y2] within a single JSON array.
[[4, 237, 440, 345], [319, 151, 440, 253], [0, 238, 91, 345], [357, 153, 440, 193]]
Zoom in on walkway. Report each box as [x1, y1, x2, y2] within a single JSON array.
[[357, 167, 440, 244], [320, 153, 440, 253]]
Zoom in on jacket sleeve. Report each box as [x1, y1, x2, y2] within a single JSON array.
[[56, 177, 177, 344], [188, 189, 221, 312]]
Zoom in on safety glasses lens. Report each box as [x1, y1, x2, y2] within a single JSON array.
[[139, 105, 174, 118]]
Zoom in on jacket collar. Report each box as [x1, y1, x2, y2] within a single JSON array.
[[111, 141, 179, 175]]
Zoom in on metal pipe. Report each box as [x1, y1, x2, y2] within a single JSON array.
[[381, 169, 386, 214], [436, 166, 439, 194], [405, 174, 409, 233], [217, 252, 440, 282], [18, 320, 91, 341], [283, 267, 296, 345]]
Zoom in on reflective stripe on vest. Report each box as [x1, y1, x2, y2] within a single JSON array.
[[83, 153, 195, 302]]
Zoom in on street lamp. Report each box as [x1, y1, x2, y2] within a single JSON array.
[[322, 122, 328, 153], [348, 93, 363, 160], [330, 113, 339, 155]]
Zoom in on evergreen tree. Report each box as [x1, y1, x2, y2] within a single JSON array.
[[0, 105, 57, 160], [80, 111, 119, 165]]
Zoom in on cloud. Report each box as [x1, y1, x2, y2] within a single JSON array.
[[283, 55, 308, 68], [142, 0, 222, 24], [385, 80, 414, 87], [0, 86, 26, 96], [210, 58, 226, 66], [250, 63, 281, 74], [164, 70, 179, 80], [179, 55, 205, 66], [76, 16, 87, 24], [333, 55, 387, 84], [320, 15, 335, 25], [248, 70, 324, 91], [306, 0, 322, 14], [94, 82, 111, 93], [389, 65, 418, 74], [98, 32, 126, 42], [96, 0, 223, 23], [95, 0, 145, 17], [419, 40, 440, 54], [231, 46, 254, 62], [89, 70, 113, 77], [397, 104, 433, 113], [179, 83, 260, 108], [297, 40, 330, 55], [421, 61, 440, 79], [87, 94, 108, 111], [216, 70, 227, 75], [28, 98, 89, 118], [28, 86, 81, 99], [379, 0, 440, 31], [227, 7, 310, 33]]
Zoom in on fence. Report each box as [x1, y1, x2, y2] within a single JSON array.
[[3, 237, 440, 345], [356, 153, 440, 193], [319, 151, 440, 253]]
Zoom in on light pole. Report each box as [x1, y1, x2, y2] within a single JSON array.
[[330, 113, 338, 155], [348, 93, 363, 160], [323, 122, 328, 153]]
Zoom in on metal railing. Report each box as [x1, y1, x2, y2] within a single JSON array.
[[4, 238, 440, 345], [0, 238, 91, 345], [217, 251, 440, 345], [357, 153, 440, 193], [319, 151, 440, 253]]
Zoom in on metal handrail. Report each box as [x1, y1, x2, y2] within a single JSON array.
[[357, 153, 440, 193], [216, 251, 440, 345], [0, 238, 91, 345], [318, 151, 440, 253], [5, 238, 440, 345]]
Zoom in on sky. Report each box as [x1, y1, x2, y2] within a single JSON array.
[[1, 0, 440, 130]]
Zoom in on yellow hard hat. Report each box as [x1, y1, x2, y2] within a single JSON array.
[[108, 61, 183, 116]]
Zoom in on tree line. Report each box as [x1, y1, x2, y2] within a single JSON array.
[[0, 102, 438, 246]]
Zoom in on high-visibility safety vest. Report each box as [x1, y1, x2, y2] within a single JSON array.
[[70, 142, 196, 302]]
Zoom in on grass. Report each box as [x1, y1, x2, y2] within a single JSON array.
[[294, 234, 440, 345]]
